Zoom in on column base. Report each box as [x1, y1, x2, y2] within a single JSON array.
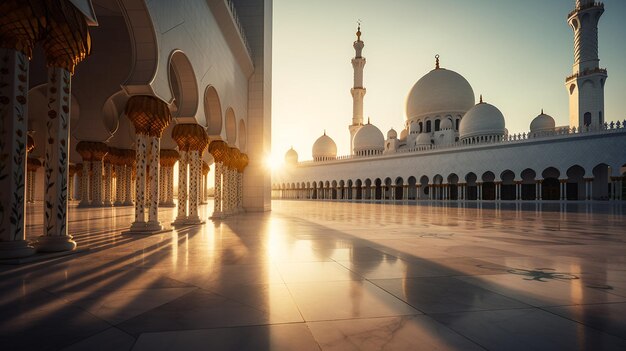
[[172, 217, 204, 227], [35, 235, 77, 253], [0, 240, 36, 259], [123, 201, 134, 206], [113, 201, 124, 206], [77, 201, 91, 208], [124, 221, 171, 235], [90, 201, 104, 207], [210, 211, 225, 220], [159, 202, 176, 208], [102, 201, 113, 207]]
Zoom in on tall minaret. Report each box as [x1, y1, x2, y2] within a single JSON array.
[[349, 24, 366, 155], [566, 0, 607, 129]]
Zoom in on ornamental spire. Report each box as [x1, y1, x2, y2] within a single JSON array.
[[435, 54, 440, 69]]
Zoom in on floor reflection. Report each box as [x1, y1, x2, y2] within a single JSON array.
[[0, 200, 625, 350]]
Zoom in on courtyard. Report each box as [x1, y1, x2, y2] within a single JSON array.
[[1, 200, 626, 350]]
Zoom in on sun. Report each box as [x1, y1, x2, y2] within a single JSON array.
[[265, 153, 284, 171]]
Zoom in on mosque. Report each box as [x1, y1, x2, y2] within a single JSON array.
[[273, 0, 626, 203], [0, 0, 272, 259]]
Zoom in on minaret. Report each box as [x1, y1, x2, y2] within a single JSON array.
[[566, 0, 607, 129], [349, 24, 366, 155]]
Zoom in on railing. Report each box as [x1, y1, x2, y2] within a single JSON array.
[[225, 0, 252, 57], [565, 67, 607, 82], [296, 119, 626, 166], [568, 2, 603, 18]]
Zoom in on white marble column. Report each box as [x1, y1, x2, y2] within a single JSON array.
[[103, 161, 113, 206], [123, 164, 133, 205], [187, 150, 201, 223], [79, 160, 90, 207], [0, 49, 35, 258], [167, 166, 175, 206], [114, 164, 124, 206], [146, 136, 163, 230], [37, 67, 76, 252], [174, 150, 188, 224], [91, 157, 104, 207], [130, 134, 148, 230], [213, 162, 224, 218]]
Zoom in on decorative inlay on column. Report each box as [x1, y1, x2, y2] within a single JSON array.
[[0, 2, 42, 259], [159, 149, 178, 208], [89, 142, 108, 207], [174, 150, 188, 224], [26, 158, 42, 203], [103, 159, 113, 206], [202, 162, 210, 204], [123, 149, 134, 206], [124, 95, 171, 234], [36, 67, 76, 252]]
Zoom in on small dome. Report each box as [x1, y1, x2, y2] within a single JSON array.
[[440, 117, 453, 130], [312, 132, 337, 160], [284, 147, 298, 164], [406, 67, 475, 121], [415, 132, 431, 146], [399, 128, 408, 140], [354, 123, 384, 153], [459, 101, 506, 140], [387, 128, 397, 139], [530, 111, 555, 133]]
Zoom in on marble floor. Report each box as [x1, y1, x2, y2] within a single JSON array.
[[1, 200, 626, 350]]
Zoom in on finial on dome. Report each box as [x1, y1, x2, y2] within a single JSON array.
[[541, 108, 544, 114], [479, 94, 483, 103], [323, 129, 326, 136], [367, 117, 371, 124], [435, 54, 440, 69], [356, 19, 362, 41]]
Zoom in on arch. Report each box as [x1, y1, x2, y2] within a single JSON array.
[[168, 51, 199, 119], [355, 179, 363, 200], [375, 178, 383, 200], [592, 163, 610, 200], [566, 165, 585, 200], [465, 172, 477, 200], [418, 121, 423, 133], [225, 107, 237, 144], [204, 86, 222, 135], [541, 167, 560, 200], [521, 168, 537, 200], [238, 119, 247, 152], [434, 119, 441, 131], [419, 175, 430, 198], [447, 173, 459, 200], [407, 176, 417, 200], [383, 178, 392, 200], [500, 170, 516, 200], [346, 179, 353, 200], [395, 177, 404, 200], [363, 179, 372, 200], [426, 120, 432, 133], [481, 171, 496, 200]]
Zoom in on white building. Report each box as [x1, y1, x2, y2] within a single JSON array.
[[273, 0, 625, 202]]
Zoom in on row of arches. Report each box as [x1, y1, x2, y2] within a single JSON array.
[[169, 52, 247, 151], [409, 114, 462, 134], [273, 164, 626, 202]]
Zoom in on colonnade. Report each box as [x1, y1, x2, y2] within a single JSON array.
[[274, 176, 625, 202], [159, 149, 178, 208], [208, 141, 248, 219], [0, 0, 91, 258]]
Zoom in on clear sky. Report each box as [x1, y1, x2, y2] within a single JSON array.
[[270, 0, 626, 164]]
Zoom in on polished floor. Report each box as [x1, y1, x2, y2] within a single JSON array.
[[1, 200, 626, 350]]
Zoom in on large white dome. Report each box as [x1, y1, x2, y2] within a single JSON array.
[[530, 111, 555, 133], [312, 133, 337, 160], [406, 67, 475, 120], [459, 102, 506, 140], [354, 124, 384, 153]]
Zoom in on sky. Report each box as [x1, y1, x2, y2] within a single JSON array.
[[270, 0, 626, 164]]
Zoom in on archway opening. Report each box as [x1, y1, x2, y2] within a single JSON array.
[[204, 86, 222, 135], [521, 168, 536, 200], [482, 171, 496, 200], [500, 170, 516, 200], [465, 173, 477, 200]]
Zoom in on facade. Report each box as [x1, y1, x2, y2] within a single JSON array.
[[0, 0, 272, 259], [273, 0, 626, 203]]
